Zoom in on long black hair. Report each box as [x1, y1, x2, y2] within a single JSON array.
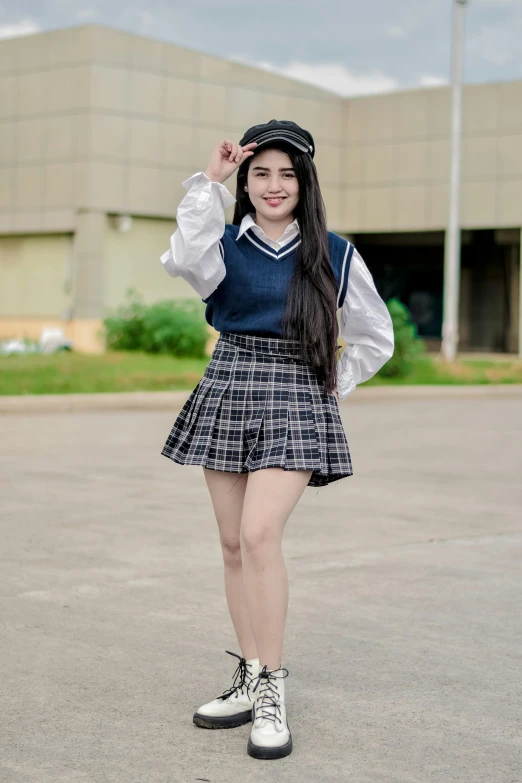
[[232, 144, 339, 395]]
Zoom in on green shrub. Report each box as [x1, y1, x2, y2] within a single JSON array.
[[378, 297, 427, 378], [102, 288, 208, 358], [102, 289, 147, 352]]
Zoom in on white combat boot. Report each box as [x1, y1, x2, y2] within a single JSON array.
[[193, 650, 260, 729], [247, 664, 293, 759]]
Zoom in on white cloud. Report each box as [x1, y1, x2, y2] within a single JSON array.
[[387, 26, 406, 39], [0, 17, 40, 39], [232, 56, 455, 97], [282, 62, 399, 96], [130, 9, 155, 27], [77, 8, 97, 20], [234, 57, 400, 97], [419, 74, 449, 87]]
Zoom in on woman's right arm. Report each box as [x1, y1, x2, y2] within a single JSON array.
[[160, 140, 257, 300], [160, 172, 235, 300]]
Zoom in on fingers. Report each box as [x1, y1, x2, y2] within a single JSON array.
[[237, 142, 257, 162], [222, 142, 236, 161], [219, 139, 233, 157], [218, 139, 257, 164], [228, 143, 242, 164], [241, 142, 257, 161]]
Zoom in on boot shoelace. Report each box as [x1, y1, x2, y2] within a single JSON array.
[[248, 665, 289, 728], [217, 650, 249, 701]]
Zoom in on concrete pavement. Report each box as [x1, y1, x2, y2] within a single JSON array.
[[0, 383, 521, 414], [1, 395, 521, 782]]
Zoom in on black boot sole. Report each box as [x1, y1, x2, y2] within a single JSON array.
[[193, 708, 252, 729], [247, 730, 293, 759]]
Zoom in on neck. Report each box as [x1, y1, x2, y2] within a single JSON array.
[[254, 212, 294, 241]]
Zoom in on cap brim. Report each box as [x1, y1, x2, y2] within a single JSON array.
[[250, 132, 312, 154]]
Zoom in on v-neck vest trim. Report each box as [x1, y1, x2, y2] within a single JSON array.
[[243, 228, 301, 262], [201, 224, 353, 337]]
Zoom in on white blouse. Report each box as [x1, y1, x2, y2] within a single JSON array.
[[161, 172, 394, 400]]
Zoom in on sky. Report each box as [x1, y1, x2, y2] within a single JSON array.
[[1, 1, 522, 96]]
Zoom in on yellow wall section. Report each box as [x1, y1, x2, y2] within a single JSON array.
[[0, 234, 72, 317], [104, 216, 204, 311]]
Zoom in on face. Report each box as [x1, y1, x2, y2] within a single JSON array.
[[245, 148, 299, 222]]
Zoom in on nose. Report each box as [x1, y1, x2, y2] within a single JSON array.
[[266, 177, 283, 193]]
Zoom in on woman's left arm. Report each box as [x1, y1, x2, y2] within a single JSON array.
[[335, 247, 394, 400]]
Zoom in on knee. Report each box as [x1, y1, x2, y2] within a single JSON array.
[[220, 535, 242, 568], [240, 521, 277, 559]]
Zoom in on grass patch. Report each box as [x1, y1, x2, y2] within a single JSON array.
[[366, 356, 522, 387], [0, 351, 209, 395], [1, 351, 521, 396]]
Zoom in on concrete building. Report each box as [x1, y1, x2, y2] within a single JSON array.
[[1, 24, 521, 354]]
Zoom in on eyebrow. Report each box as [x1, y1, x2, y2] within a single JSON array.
[[251, 166, 295, 172]]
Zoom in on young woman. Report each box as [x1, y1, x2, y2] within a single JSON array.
[[160, 120, 394, 760]]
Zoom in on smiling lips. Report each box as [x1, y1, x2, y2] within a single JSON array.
[[264, 196, 286, 207]]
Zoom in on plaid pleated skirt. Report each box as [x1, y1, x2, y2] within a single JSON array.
[[161, 332, 353, 488]]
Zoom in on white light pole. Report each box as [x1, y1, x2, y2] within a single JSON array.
[[441, 0, 469, 362]]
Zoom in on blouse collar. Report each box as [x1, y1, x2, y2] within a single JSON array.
[[236, 213, 300, 244]]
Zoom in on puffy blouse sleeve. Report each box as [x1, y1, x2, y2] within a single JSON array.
[[160, 172, 236, 300], [336, 247, 394, 399]]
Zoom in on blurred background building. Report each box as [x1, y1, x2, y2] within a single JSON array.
[[0, 24, 521, 353]]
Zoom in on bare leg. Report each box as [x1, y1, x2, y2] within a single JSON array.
[[202, 467, 258, 660], [240, 468, 312, 671]]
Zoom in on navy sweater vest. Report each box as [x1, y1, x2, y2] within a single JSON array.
[[202, 225, 354, 338]]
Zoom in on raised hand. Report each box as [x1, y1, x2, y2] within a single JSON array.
[[204, 139, 257, 185]]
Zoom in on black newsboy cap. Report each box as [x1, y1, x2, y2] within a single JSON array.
[[239, 119, 315, 158]]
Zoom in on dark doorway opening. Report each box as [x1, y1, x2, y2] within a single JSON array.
[[460, 229, 519, 353], [353, 231, 444, 351], [352, 229, 520, 354]]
